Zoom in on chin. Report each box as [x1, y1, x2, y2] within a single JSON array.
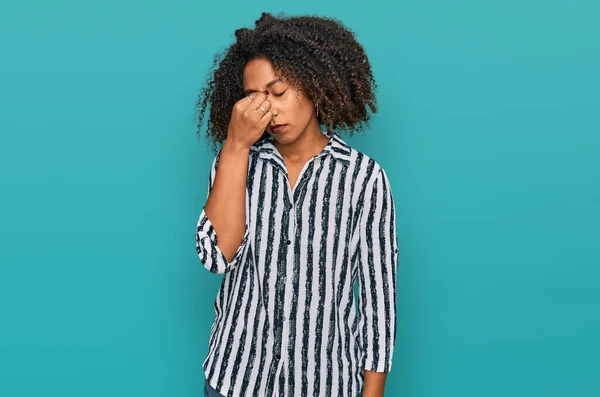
[[272, 132, 295, 144]]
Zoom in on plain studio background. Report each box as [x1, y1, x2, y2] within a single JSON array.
[[1, 0, 599, 396]]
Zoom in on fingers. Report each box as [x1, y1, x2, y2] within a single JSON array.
[[259, 108, 273, 128], [245, 92, 271, 116], [256, 98, 271, 114], [235, 91, 265, 111], [236, 91, 273, 129], [256, 99, 272, 129], [247, 91, 268, 109]]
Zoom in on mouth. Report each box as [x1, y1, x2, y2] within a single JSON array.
[[270, 124, 288, 135]]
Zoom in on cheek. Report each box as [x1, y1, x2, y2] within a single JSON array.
[[280, 95, 312, 120]]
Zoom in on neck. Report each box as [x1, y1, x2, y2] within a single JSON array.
[[274, 119, 330, 163]]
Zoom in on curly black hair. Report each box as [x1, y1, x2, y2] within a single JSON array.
[[196, 12, 377, 152]]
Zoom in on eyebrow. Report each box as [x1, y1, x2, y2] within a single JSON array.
[[243, 79, 282, 96]]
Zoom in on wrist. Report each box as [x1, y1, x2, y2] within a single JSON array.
[[223, 138, 251, 154]]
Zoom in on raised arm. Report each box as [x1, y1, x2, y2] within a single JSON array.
[[196, 92, 273, 273]]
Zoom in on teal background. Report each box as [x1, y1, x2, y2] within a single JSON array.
[[1, 0, 599, 396]]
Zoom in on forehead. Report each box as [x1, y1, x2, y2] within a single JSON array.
[[243, 58, 281, 88]]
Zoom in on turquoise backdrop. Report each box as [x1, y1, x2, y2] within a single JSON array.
[[1, 0, 598, 396]]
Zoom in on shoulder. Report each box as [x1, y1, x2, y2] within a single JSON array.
[[340, 138, 386, 184]]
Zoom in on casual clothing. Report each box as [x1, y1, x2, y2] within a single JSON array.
[[196, 131, 399, 397], [204, 380, 226, 397], [204, 378, 364, 397]]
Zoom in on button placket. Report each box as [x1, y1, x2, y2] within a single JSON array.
[[279, 204, 296, 362]]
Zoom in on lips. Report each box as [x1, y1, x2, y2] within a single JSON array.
[[271, 124, 287, 134]]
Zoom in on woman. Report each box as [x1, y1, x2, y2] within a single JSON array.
[[196, 12, 399, 397]]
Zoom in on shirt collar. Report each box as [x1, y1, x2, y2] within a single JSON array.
[[250, 130, 351, 165]]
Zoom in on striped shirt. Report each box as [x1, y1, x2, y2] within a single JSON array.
[[196, 131, 399, 397]]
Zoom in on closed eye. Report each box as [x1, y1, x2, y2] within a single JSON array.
[[273, 90, 287, 97]]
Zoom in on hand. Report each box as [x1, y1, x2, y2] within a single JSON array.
[[226, 91, 272, 150]]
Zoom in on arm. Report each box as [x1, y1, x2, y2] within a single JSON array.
[[357, 168, 399, 395], [196, 91, 273, 274], [195, 141, 251, 274], [363, 371, 388, 397]]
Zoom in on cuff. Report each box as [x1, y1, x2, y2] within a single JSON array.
[[196, 209, 250, 274]]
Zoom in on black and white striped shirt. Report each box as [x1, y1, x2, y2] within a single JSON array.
[[196, 131, 399, 397]]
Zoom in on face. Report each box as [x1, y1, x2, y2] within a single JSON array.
[[242, 58, 318, 144]]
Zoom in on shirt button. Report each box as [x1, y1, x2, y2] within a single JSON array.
[[286, 240, 291, 245], [275, 354, 281, 360], [282, 316, 286, 322]]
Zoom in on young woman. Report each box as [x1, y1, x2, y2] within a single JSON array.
[[196, 12, 399, 397]]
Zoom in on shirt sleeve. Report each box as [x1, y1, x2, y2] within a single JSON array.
[[195, 153, 250, 274], [357, 167, 399, 372]]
